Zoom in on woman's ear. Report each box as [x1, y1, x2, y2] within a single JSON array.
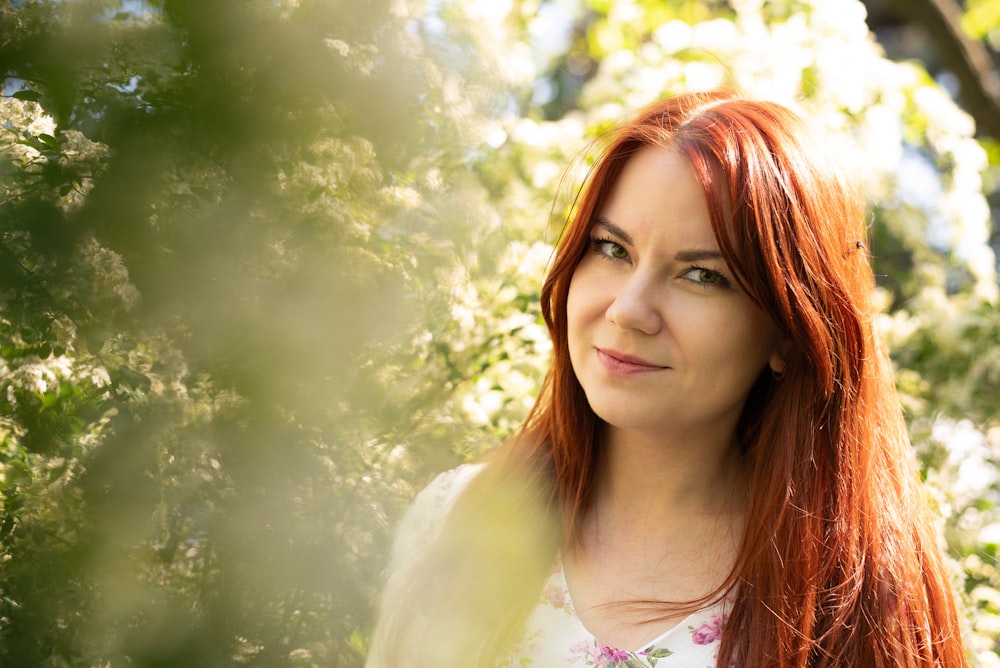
[[768, 337, 794, 376], [769, 356, 785, 376]]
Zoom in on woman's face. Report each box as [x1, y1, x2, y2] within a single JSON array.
[[566, 146, 784, 444]]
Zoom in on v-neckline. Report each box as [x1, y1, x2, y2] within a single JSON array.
[[554, 553, 709, 654]]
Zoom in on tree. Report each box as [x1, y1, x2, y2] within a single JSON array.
[[862, 0, 1000, 268], [0, 0, 520, 664], [1, 0, 998, 665]]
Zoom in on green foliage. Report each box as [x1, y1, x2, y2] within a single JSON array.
[[0, 0, 519, 664], [0, 0, 998, 665], [962, 0, 1000, 44]]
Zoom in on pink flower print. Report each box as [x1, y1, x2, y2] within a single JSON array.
[[542, 583, 566, 609], [570, 639, 634, 666], [570, 640, 604, 664], [691, 613, 723, 645], [569, 640, 592, 659], [595, 643, 631, 662]]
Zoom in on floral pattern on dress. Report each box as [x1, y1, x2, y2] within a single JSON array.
[[570, 639, 674, 667], [542, 582, 570, 611], [690, 613, 724, 646], [503, 554, 729, 667]]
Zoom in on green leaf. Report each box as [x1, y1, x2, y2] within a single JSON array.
[[646, 647, 673, 665], [11, 90, 42, 102], [0, 515, 14, 539]]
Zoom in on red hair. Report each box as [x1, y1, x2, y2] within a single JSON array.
[[375, 91, 967, 666]]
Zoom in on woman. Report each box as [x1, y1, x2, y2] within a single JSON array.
[[367, 90, 967, 666]]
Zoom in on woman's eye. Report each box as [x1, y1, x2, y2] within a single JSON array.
[[683, 267, 730, 287], [590, 237, 629, 261]]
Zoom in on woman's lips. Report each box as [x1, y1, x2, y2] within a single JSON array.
[[595, 347, 668, 377]]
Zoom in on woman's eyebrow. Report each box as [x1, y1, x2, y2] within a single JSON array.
[[592, 217, 633, 245], [675, 249, 724, 262]]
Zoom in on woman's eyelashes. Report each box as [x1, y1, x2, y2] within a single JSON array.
[[681, 266, 731, 288], [587, 236, 732, 289], [588, 236, 630, 261]]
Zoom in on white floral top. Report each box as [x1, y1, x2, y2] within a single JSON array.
[[368, 464, 728, 668], [512, 556, 727, 667]]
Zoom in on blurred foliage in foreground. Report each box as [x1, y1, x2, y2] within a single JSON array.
[[0, 0, 999, 666]]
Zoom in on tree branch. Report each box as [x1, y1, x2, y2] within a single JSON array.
[[882, 0, 1000, 139]]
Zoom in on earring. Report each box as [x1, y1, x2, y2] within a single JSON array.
[[770, 364, 785, 381]]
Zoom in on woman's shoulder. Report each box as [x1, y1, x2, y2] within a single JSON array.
[[387, 462, 488, 574], [416, 462, 487, 512]]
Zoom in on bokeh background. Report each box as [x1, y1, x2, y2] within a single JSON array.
[[1, 0, 999, 665]]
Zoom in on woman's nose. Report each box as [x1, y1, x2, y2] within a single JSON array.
[[605, 273, 662, 335]]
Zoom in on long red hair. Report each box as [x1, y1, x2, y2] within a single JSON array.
[[376, 90, 967, 666]]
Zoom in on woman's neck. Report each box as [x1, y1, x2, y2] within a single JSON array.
[[588, 425, 747, 537], [562, 425, 746, 650]]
